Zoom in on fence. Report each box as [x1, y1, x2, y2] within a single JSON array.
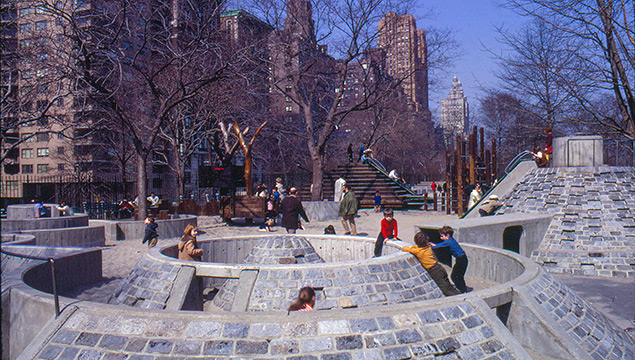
[[1, 174, 135, 208]]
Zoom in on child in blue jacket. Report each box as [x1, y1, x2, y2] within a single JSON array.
[[431, 225, 468, 293]]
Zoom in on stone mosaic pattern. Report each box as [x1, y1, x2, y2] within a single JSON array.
[[108, 255, 180, 309], [212, 255, 445, 312], [527, 272, 634, 360], [33, 302, 521, 359], [497, 166, 635, 277], [242, 235, 326, 264]]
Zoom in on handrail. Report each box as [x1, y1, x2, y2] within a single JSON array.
[[504, 150, 533, 175], [365, 158, 420, 196], [0, 247, 61, 317], [460, 150, 533, 219]]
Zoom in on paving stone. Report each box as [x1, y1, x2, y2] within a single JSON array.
[[76, 350, 104, 360], [382, 346, 412, 360], [336, 335, 363, 350], [301, 337, 333, 352], [349, 318, 379, 333], [173, 340, 203, 355], [125, 338, 148, 352], [235, 340, 269, 354], [321, 353, 353, 360], [52, 329, 79, 345], [318, 320, 350, 335], [146, 339, 173, 354], [75, 332, 102, 346], [57, 347, 80, 360], [223, 323, 249, 338], [38, 345, 63, 360], [185, 321, 223, 338], [99, 335, 128, 350], [251, 322, 281, 338], [270, 340, 299, 355], [395, 329, 422, 344], [203, 340, 233, 355]]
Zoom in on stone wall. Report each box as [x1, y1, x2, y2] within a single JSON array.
[[1, 214, 89, 232], [497, 166, 635, 277], [91, 215, 197, 241]]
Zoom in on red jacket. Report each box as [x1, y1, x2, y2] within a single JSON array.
[[380, 218, 398, 239]]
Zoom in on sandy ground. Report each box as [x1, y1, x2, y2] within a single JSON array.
[[68, 209, 633, 334]]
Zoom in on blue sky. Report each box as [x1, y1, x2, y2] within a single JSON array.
[[419, 0, 528, 117]]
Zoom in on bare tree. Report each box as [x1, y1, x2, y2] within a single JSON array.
[[500, 0, 634, 140], [29, 0, 259, 216]]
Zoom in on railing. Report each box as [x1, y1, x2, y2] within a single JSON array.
[[365, 158, 419, 196], [460, 150, 534, 219], [0, 248, 60, 318]]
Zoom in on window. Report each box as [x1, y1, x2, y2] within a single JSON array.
[[22, 164, 33, 173], [56, 98, 64, 107], [5, 181, 19, 192], [36, 132, 49, 142], [35, 21, 47, 31], [21, 133, 34, 142], [285, 106, 293, 112], [22, 148, 34, 158], [285, 96, 292, 102], [37, 148, 49, 157], [57, 147, 64, 155], [20, 23, 32, 33], [57, 163, 65, 171], [37, 164, 48, 173]]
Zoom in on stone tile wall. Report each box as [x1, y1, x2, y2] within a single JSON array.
[[497, 166, 635, 277], [108, 255, 181, 310], [212, 255, 444, 312], [33, 301, 520, 359], [527, 272, 634, 360]]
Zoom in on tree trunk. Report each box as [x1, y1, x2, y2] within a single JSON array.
[[244, 149, 253, 195], [310, 150, 324, 201], [136, 153, 148, 219], [171, 146, 185, 200]]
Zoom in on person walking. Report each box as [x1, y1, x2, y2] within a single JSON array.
[[339, 184, 359, 235], [142, 216, 159, 248], [280, 187, 309, 234]]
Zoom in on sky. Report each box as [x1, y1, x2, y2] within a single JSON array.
[[419, 0, 529, 118]]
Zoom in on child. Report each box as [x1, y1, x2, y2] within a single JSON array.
[[178, 224, 203, 261], [142, 216, 159, 248], [288, 287, 315, 313], [374, 208, 399, 257], [324, 225, 336, 234], [373, 191, 382, 212], [259, 218, 275, 232], [431, 226, 469, 293], [402, 232, 460, 296]]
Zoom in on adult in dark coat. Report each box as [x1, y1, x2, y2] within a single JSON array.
[[280, 187, 309, 234]]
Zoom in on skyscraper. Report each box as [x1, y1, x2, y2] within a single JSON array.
[[440, 75, 469, 137], [377, 12, 429, 116]]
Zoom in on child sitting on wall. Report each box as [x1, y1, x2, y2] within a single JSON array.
[[402, 232, 460, 296]]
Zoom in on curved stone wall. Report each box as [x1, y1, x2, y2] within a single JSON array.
[[497, 166, 635, 277], [1, 214, 89, 232], [91, 215, 197, 241], [6, 241, 634, 360]]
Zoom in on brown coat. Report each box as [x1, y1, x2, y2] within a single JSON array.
[[178, 235, 203, 261]]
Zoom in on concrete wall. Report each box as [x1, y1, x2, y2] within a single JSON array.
[[1, 214, 89, 233], [91, 214, 197, 241], [1, 234, 35, 245], [416, 214, 552, 258], [9, 226, 105, 248], [303, 201, 340, 221], [1, 246, 102, 360], [553, 136, 603, 167]]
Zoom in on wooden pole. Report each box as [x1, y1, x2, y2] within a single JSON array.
[[491, 138, 497, 180], [485, 149, 492, 186], [479, 127, 485, 183], [456, 136, 464, 216], [468, 132, 476, 185], [445, 151, 451, 214]]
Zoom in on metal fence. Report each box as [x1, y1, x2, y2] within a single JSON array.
[[1, 174, 135, 208]]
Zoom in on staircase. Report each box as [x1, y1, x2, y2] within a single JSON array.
[[299, 163, 427, 209]]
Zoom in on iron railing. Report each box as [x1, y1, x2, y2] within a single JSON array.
[[0, 247, 61, 317]]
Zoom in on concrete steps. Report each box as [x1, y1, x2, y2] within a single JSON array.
[[300, 164, 427, 209]]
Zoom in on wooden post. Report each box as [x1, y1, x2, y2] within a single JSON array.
[[485, 149, 492, 186], [468, 132, 476, 185], [433, 191, 438, 211], [456, 136, 464, 216], [491, 138, 497, 180], [479, 127, 485, 183], [423, 193, 428, 211], [444, 151, 452, 214]]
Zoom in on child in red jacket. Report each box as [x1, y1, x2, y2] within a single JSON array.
[[374, 208, 399, 257]]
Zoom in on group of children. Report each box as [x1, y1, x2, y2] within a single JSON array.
[[373, 209, 469, 296]]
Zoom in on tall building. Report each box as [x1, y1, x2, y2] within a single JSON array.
[[440, 75, 469, 137], [377, 12, 429, 116]]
